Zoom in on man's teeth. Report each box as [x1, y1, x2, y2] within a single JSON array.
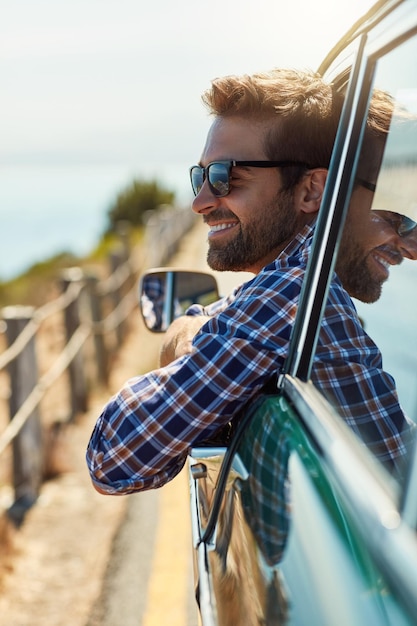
[[375, 254, 391, 270], [210, 223, 234, 232]]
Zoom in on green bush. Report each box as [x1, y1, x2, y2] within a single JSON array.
[[0, 252, 79, 308], [105, 178, 175, 233], [0, 177, 175, 308]]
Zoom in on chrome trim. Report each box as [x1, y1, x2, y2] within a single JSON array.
[[196, 541, 218, 626], [401, 438, 417, 529], [189, 457, 203, 547], [190, 447, 249, 481], [189, 458, 218, 625], [190, 447, 249, 550]]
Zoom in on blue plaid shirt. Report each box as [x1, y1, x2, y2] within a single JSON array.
[[86, 223, 407, 494]]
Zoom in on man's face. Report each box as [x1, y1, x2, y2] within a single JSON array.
[[191, 116, 307, 274], [337, 186, 417, 303]]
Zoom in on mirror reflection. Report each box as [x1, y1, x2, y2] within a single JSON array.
[[139, 269, 219, 332], [353, 37, 417, 426]]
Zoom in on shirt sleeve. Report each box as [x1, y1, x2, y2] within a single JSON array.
[[86, 263, 408, 493], [86, 273, 297, 494], [185, 286, 241, 317]]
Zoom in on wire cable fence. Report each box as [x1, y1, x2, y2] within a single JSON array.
[[0, 204, 196, 525]]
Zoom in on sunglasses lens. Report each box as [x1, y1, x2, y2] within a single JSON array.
[[190, 162, 231, 197], [190, 166, 204, 196], [399, 215, 417, 237], [208, 162, 230, 196]]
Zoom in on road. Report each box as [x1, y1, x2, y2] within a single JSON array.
[[88, 473, 198, 626], [89, 220, 252, 626]]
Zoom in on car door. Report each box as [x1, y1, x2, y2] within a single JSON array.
[[189, 1, 417, 624]]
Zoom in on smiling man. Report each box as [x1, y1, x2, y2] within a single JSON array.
[[190, 118, 311, 275], [337, 198, 417, 303], [336, 99, 417, 303], [86, 69, 410, 495]]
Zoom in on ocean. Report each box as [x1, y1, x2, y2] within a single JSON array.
[[0, 163, 193, 281]]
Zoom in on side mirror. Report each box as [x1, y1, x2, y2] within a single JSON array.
[[139, 268, 220, 332]]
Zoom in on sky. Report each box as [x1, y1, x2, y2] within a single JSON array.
[[0, 0, 377, 278]]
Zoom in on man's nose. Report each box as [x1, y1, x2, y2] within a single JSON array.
[[399, 231, 417, 260], [191, 180, 221, 215]]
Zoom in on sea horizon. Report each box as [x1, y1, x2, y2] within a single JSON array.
[[0, 162, 193, 281]]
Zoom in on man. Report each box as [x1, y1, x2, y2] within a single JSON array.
[[160, 89, 417, 360], [86, 69, 410, 495], [336, 92, 417, 303]]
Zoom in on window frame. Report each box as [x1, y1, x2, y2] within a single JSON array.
[[282, 8, 417, 527]]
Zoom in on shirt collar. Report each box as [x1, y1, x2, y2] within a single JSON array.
[[260, 219, 317, 273]]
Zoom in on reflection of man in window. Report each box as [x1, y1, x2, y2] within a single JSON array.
[[337, 90, 417, 303]]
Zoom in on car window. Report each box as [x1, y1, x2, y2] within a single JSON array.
[[354, 34, 417, 422], [317, 32, 417, 486]]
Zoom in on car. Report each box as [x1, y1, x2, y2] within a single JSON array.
[[139, 0, 417, 623]]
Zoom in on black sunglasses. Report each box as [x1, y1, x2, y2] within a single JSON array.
[[397, 215, 417, 237], [189, 160, 309, 197], [356, 179, 417, 237], [374, 210, 417, 237]]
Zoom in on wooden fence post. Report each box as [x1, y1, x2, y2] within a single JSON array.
[[85, 274, 109, 387], [143, 210, 162, 267], [109, 251, 126, 345], [2, 305, 43, 525], [116, 220, 136, 291], [60, 268, 88, 419]]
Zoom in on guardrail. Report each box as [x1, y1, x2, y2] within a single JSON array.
[[0, 204, 196, 525]]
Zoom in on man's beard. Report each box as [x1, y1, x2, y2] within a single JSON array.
[[206, 189, 299, 272], [336, 239, 384, 304]]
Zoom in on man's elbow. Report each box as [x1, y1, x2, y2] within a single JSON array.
[[89, 474, 127, 496]]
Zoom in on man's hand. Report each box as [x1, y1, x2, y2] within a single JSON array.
[[159, 315, 210, 366]]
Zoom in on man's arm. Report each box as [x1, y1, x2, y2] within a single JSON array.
[[159, 291, 238, 366], [159, 315, 211, 366]]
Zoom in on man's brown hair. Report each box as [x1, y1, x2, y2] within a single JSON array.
[[202, 68, 344, 187]]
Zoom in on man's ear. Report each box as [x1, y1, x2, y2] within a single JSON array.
[[298, 168, 328, 215]]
